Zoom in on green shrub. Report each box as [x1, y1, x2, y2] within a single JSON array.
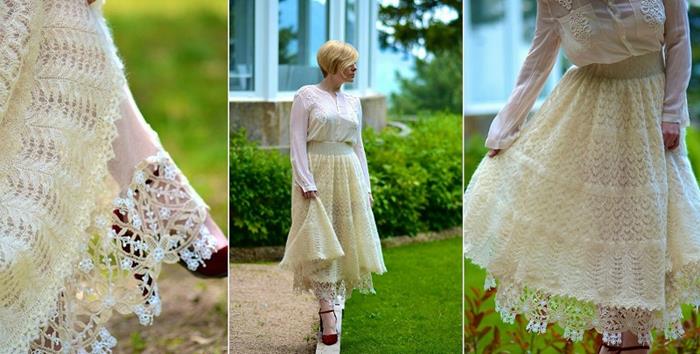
[[365, 113, 462, 235], [364, 128, 430, 236], [229, 130, 292, 246], [686, 127, 700, 178], [463, 133, 489, 186], [230, 113, 462, 246]]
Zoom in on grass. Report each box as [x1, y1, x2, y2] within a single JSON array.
[[103, 0, 228, 228], [342, 237, 463, 353]]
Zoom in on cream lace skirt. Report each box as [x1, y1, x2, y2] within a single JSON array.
[[280, 141, 386, 301], [464, 51, 700, 346]]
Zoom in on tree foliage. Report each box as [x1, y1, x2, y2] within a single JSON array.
[[378, 0, 462, 55], [390, 50, 462, 115], [378, 0, 462, 114]]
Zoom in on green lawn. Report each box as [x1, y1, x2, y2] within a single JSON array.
[[103, 0, 228, 228], [342, 237, 462, 353]]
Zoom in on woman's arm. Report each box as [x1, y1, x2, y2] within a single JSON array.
[[290, 91, 318, 192], [485, 0, 561, 151], [662, 0, 692, 128], [109, 84, 227, 252], [351, 97, 372, 195]]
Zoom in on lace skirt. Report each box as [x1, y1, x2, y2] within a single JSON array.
[[464, 51, 700, 346], [280, 141, 386, 301]]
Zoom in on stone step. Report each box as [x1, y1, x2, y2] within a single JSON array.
[[315, 299, 345, 354]]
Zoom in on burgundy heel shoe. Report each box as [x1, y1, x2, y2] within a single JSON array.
[[318, 309, 339, 345], [180, 244, 228, 278]]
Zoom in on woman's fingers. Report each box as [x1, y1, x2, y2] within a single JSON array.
[[302, 190, 318, 199], [487, 149, 500, 158], [661, 122, 680, 150]]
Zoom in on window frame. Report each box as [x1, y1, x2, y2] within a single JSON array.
[[229, 0, 377, 101]]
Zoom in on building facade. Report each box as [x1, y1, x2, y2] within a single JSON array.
[[230, 0, 387, 148], [464, 0, 568, 136]]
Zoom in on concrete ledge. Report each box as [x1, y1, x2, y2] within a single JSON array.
[[315, 300, 344, 353], [230, 94, 387, 147]]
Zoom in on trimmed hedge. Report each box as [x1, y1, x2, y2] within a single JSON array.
[[230, 113, 462, 247], [229, 130, 292, 247]]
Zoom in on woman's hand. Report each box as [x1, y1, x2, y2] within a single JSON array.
[[662, 121, 680, 150], [87, 0, 96, 4], [302, 189, 318, 199], [487, 149, 501, 158]]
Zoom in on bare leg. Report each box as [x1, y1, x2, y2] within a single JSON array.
[[319, 299, 337, 336]]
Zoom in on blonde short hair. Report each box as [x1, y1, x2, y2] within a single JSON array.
[[316, 40, 358, 78]]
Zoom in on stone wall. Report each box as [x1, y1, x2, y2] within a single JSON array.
[[230, 94, 387, 149]]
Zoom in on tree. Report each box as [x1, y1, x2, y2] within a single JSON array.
[[378, 0, 462, 115], [390, 50, 461, 115], [378, 0, 462, 55]]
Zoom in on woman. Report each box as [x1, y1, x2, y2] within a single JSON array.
[[280, 40, 387, 346], [0, 0, 227, 352], [463, 0, 698, 352]]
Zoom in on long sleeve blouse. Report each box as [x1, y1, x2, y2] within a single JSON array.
[[289, 84, 372, 193], [485, 0, 691, 150]]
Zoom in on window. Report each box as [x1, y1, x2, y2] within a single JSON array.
[[230, 0, 255, 91], [465, 0, 563, 113], [466, 0, 508, 105], [345, 0, 358, 89], [278, 0, 330, 91]]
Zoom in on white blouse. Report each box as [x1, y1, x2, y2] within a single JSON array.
[[289, 84, 372, 193], [485, 0, 692, 150]]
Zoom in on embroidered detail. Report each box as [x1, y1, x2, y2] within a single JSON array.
[[557, 0, 572, 11], [640, 0, 665, 30], [569, 7, 593, 44]]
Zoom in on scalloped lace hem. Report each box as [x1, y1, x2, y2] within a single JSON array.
[[293, 273, 376, 301], [480, 260, 700, 347], [29, 153, 217, 353]]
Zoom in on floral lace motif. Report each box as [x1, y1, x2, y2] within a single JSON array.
[[556, 0, 572, 11], [486, 269, 700, 347], [640, 0, 665, 30], [568, 7, 593, 44], [302, 275, 376, 302], [30, 153, 217, 353]]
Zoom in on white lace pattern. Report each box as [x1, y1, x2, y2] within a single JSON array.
[[30, 153, 217, 353]]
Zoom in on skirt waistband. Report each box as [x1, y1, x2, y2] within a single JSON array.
[[579, 51, 663, 79], [307, 141, 354, 155]]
